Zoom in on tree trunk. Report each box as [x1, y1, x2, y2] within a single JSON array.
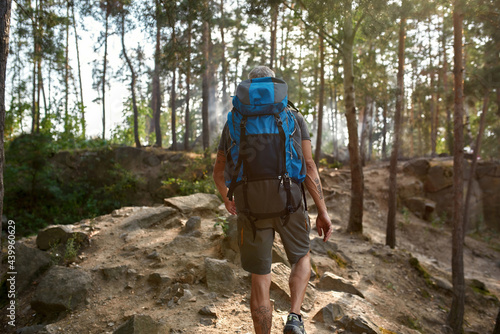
[[170, 9, 177, 151], [184, 13, 192, 151], [447, 4, 465, 332], [64, 0, 69, 137], [386, 11, 406, 249], [334, 65, 339, 159], [464, 91, 488, 231], [360, 96, 372, 166], [102, 9, 109, 140], [269, 3, 278, 71], [314, 34, 325, 167], [220, 0, 229, 110], [430, 71, 437, 157], [171, 68, 177, 150], [72, 2, 85, 138], [153, 0, 162, 147], [0, 0, 12, 252], [201, 0, 210, 153], [382, 99, 387, 160], [31, 0, 36, 133], [121, 12, 141, 148], [343, 3, 363, 233], [409, 67, 415, 157]]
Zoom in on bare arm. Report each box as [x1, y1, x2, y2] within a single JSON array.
[[213, 150, 237, 215], [302, 140, 332, 242]]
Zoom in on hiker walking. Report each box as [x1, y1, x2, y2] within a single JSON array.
[[213, 66, 332, 334]]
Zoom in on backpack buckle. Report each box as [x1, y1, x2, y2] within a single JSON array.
[[275, 116, 283, 126]]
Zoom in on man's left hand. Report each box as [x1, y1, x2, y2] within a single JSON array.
[[316, 211, 333, 242]]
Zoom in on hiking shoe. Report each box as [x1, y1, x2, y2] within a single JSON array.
[[283, 313, 306, 334]]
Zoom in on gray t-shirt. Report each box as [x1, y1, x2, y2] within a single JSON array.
[[217, 111, 310, 152]]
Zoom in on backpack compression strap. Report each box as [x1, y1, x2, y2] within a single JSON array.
[[227, 115, 247, 200]]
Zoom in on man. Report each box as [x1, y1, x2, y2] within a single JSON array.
[[213, 66, 332, 334]]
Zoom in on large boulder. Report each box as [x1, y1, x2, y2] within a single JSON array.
[[164, 193, 221, 214], [404, 197, 436, 222], [403, 158, 431, 178], [220, 216, 240, 264], [31, 266, 92, 314], [424, 163, 454, 193], [316, 272, 364, 298], [397, 178, 424, 200], [120, 206, 177, 231], [36, 225, 89, 251], [477, 162, 500, 230], [204, 258, 237, 294], [14, 242, 51, 292], [114, 314, 162, 334]]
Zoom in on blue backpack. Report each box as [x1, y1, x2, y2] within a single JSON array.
[[225, 77, 307, 225]]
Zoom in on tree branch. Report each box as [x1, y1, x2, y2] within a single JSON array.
[[352, 11, 366, 38], [283, 0, 343, 55], [13, 0, 35, 25]]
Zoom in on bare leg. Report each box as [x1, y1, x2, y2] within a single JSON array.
[[251, 273, 272, 334], [289, 252, 311, 314]]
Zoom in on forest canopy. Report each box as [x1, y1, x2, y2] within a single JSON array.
[[5, 0, 499, 160]]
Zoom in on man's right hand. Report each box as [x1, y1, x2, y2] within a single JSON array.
[[224, 198, 237, 215]]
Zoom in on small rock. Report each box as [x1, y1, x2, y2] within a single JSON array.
[[316, 272, 364, 298], [313, 303, 345, 324], [336, 315, 380, 334], [199, 305, 217, 317], [199, 318, 214, 326], [434, 277, 453, 291], [147, 250, 160, 259], [113, 314, 160, 334], [147, 273, 172, 286], [204, 258, 236, 294], [101, 265, 128, 281], [182, 216, 202, 234]]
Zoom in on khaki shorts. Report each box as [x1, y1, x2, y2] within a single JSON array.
[[236, 204, 311, 275]]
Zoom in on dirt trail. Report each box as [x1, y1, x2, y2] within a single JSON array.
[[2, 162, 499, 334]]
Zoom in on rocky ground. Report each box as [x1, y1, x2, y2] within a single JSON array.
[[1, 162, 499, 334]]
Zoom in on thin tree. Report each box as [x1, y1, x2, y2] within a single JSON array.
[[314, 33, 325, 166], [219, 0, 229, 110], [184, 0, 193, 151], [64, 0, 70, 137], [447, 0, 465, 331], [72, 1, 85, 138], [0, 0, 12, 252], [464, 89, 488, 230], [152, 0, 162, 147], [386, 4, 406, 249], [342, 1, 364, 232], [201, 0, 210, 153], [168, 1, 177, 151], [100, 1, 111, 140], [120, 6, 141, 148], [269, 2, 278, 70]]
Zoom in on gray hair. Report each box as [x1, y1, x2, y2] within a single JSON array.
[[248, 66, 275, 79]]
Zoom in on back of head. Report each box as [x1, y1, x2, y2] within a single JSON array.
[[248, 66, 275, 79]]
